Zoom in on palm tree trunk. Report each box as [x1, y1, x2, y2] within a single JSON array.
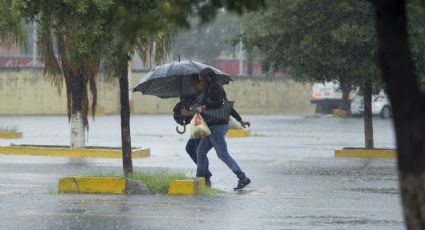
[[119, 60, 133, 177], [373, 0, 425, 229], [70, 73, 85, 148], [363, 79, 374, 149]]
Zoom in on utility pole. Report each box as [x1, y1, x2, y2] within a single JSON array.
[[32, 22, 37, 67], [238, 39, 244, 76]]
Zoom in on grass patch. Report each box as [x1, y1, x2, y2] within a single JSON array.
[[130, 170, 186, 194], [87, 170, 186, 194], [196, 187, 226, 195], [0, 126, 18, 132]]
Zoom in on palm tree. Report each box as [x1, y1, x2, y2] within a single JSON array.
[[38, 14, 104, 148], [0, 1, 111, 148]]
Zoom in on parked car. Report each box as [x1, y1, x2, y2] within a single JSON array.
[[311, 82, 354, 114], [350, 90, 392, 118]]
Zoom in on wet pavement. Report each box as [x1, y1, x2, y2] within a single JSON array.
[[0, 115, 402, 229]]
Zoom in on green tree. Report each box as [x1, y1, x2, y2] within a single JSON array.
[[239, 0, 390, 148], [103, 1, 175, 176], [10, 0, 114, 148]]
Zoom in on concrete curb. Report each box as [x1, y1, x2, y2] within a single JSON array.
[[335, 148, 396, 158], [0, 132, 23, 139], [0, 145, 150, 158], [58, 176, 150, 194], [168, 177, 206, 195], [226, 129, 251, 138]]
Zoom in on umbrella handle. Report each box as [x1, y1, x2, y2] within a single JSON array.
[[176, 125, 186, 134]]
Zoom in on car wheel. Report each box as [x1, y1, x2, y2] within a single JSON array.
[[380, 106, 391, 119]]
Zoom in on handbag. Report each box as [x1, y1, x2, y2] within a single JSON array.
[[202, 100, 234, 123], [190, 113, 211, 139]]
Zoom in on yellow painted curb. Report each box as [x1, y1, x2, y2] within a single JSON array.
[[226, 129, 251, 137], [58, 176, 126, 194], [0, 132, 23, 139], [332, 109, 348, 118], [335, 148, 396, 158], [0, 145, 150, 158], [168, 177, 206, 195]]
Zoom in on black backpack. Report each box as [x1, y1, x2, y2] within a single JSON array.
[[173, 101, 192, 126], [174, 94, 197, 125]]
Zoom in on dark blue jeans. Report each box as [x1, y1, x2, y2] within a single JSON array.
[[196, 124, 246, 180], [186, 138, 212, 178]]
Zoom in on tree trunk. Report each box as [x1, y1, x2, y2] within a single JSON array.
[[373, 0, 425, 229], [363, 79, 374, 149], [119, 60, 133, 177], [70, 73, 85, 148], [340, 83, 351, 112]]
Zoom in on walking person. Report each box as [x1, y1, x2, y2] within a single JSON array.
[[195, 67, 251, 190], [177, 75, 250, 187]]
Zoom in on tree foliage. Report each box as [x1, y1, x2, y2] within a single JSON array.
[[240, 0, 425, 90], [12, 0, 116, 128], [240, 0, 379, 89]]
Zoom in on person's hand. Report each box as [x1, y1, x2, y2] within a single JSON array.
[[196, 106, 204, 113], [240, 120, 251, 128]]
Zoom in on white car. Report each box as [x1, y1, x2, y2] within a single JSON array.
[[350, 91, 392, 118], [311, 82, 354, 114]]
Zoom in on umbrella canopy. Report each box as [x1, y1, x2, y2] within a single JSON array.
[[133, 61, 232, 98]]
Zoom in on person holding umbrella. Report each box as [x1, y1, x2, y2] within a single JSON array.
[[178, 75, 250, 188], [133, 62, 250, 189], [195, 67, 251, 190]]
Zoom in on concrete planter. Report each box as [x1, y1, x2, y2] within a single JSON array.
[[335, 148, 396, 158], [0, 131, 23, 139], [0, 145, 150, 158], [168, 177, 206, 195], [58, 176, 150, 195]]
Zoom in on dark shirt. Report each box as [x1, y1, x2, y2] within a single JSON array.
[[201, 81, 242, 125]]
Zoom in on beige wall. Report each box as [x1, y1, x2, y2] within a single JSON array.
[[0, 70, 314, 115]]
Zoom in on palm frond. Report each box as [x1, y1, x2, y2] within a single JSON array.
[[38, 18, 62, 94]]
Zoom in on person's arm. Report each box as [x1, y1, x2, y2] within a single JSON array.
[[230, 107, 242, 122], [180, 108, 197, 117], [231, 107, 251, 128]]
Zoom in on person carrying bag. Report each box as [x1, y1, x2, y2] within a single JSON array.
[[195, 67, 251, 190]]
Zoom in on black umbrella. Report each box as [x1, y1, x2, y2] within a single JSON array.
[[133, 61, 232, 98]]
